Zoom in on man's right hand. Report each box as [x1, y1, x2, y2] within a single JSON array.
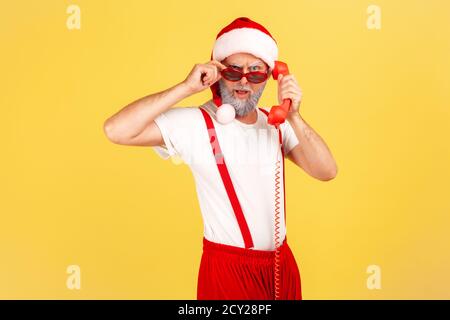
[[182, 60, 227, 95]]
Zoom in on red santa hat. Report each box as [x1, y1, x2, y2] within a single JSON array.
[[210, 17, 279, 124]]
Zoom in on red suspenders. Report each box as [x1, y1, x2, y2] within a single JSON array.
[[199, 107, 286, 249], [199, 107, 254, 249]]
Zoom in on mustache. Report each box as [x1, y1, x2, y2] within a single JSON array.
[[233, 85, 252, 93]]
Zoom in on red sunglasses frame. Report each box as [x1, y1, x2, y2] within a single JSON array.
[[220, 67, 270, 84]]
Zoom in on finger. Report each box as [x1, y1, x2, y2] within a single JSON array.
[[211, 65, 218, 82], [209, 64, 221, 82], [210, 60, 227, 71], [283, 88, 302, 96], [200, 72, 207, 82], [205, 66, 217, 85], [281, 77, 301, 89], [281, 82, 300, 92], [206, 64, 216, 73], [215, 71, 222, 82], [280, 87, 296, 96], [204, 65, 216, 81], [282, 91, 302, 103], [202, 73, 212, 86], [279, 75, 294, 83], [281, 85, 302, 94], [283, 74, 294, 80], [201, 70, 210, 83], [204, 77, 213, 86], [279, 74, 297, 86], [211, 70, 222, 84]]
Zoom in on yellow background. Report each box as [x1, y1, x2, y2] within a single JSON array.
[[1, 0, 449, 299]]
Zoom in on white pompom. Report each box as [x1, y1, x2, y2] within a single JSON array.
[[216, 104, 235, 124]]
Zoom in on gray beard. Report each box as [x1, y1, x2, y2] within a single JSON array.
[[218, 79, 266, 117]]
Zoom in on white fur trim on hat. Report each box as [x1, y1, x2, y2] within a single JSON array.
[[212, 27, 278, 69]]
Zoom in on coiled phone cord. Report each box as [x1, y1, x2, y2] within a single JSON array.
[[274, 126, 282, 300]]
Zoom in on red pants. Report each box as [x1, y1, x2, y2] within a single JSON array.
[[197, 237, 302, 300]]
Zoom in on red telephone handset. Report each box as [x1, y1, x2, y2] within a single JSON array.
[[268, 61, 291, 128]]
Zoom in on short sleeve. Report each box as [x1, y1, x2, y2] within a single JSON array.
[[281, 118, 300, 156], [152, 107, 201, 161]]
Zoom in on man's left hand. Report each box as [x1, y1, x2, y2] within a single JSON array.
[[277, 74, 303, 116]]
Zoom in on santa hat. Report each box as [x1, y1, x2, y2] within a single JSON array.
[[210, 17, 279, 124]]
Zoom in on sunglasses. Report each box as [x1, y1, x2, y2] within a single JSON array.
[[220, 67, 269, 84]]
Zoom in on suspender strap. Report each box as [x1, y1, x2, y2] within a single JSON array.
[[199, 107, 254, 249], [258, 108, 287, 223]]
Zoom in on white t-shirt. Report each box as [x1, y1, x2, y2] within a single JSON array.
[[152, 100, 299, 251]]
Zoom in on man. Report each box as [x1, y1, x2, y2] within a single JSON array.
[[104, 17, 338, 300]]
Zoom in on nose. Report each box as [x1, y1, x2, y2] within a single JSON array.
[[239, 76, 249, 85], [240, 68, 249, 85]]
